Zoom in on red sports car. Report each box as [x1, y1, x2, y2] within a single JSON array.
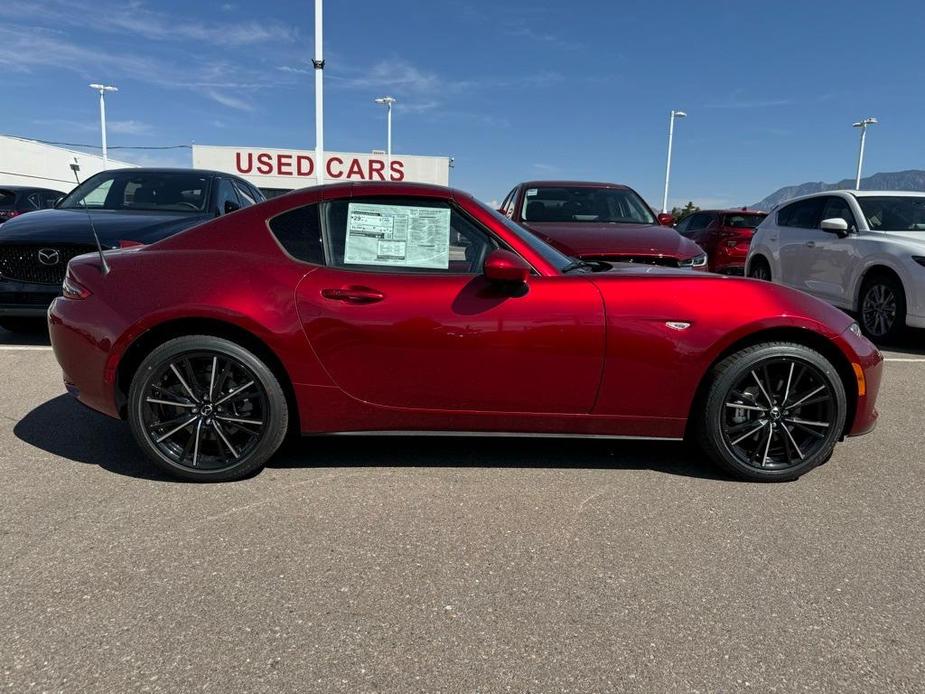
[[49, 182, 881, 483], [498, 180, 708, 269], [675, 208, 768, 275]]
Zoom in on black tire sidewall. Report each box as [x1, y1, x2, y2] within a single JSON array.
[[859, 275, 906, 343], [128, 335, 288, 482], [748, 258, 771, 281], [699, 343, 847, 482]]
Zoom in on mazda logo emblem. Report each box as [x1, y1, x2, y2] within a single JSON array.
[[37, 248, 60, 266]]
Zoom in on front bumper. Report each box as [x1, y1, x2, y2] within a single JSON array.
[[0, 279, 60, 316]]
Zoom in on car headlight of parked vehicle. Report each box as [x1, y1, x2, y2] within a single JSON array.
[[680, 253, 708, 269]]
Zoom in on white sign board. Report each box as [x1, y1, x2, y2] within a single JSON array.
[[192, 145, 450, 191], [344, 202, 451, 269]]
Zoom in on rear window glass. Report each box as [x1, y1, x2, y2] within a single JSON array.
[[268, 203, 325, 265], [723, 213, 766, 228]]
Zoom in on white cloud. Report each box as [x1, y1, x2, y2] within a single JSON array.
[[107, 120, 155, 136]]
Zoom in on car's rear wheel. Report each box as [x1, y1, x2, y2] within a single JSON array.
[[859, 273, 906, 343], [747, 257, 771, 281], [697, 342, 846, 482], [128, 335, 288, 482]]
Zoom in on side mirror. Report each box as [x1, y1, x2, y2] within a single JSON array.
[[224, 200, 241, 215], [483, 249, 530, 284], [656, 212, 675, 227], [820, 217, 850, 237]]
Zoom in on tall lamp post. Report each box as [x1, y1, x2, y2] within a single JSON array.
[[661, 109, 686, 214], [374, 96, 397, 170], [89, 83, 118, 169], [313, 0, 325, 185], [853, 117, 878, 190]]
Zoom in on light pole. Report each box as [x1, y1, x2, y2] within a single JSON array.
[[661, 109, 686, 214], [313, 0, 325, 185], [89, 83, 118, 169], [853, 117, 878, 190], [374, 96, 397, 170]]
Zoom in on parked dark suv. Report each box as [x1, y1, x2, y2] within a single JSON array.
[[0, 185, 68, 224], [675, 208, 767, 274], [0, 168, 264, 332]]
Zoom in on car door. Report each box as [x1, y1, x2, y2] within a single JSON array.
[[777, 197, 825, 293], [800, 195, 861, 306], [292, 194, 606, 413]]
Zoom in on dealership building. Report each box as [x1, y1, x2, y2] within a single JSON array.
[[0, 135, 451, 197]]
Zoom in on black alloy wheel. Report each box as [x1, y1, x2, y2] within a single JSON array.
[[698, 342, 846, 482], [129, 336, 288, 482], [747, 258, 771, 281], [859, 274, 906, 343]]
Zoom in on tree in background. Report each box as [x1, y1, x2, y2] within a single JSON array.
[[670, 201, 700, 223]]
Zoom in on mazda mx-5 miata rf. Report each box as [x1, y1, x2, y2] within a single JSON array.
[[49, 182, 882, 482]]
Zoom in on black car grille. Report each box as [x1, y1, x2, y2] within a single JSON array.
[[0, 244, 97, 285], [581, 254, 682, 268]]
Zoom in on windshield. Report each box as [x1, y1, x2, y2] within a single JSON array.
[[472, 198, 574, 272], [723, 213, 766, 228], [59, 171, 211, 213], [855, 195, 925, 232], [0, 190, 15, 209], [521, 186, 656, 225]]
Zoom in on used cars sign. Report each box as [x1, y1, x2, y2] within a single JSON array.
[[192, 144, 451, 190]]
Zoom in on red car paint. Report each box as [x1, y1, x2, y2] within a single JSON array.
[[501, 180, 707, 270], [49, 182, 881, 443], [678, 208, 767, 274]]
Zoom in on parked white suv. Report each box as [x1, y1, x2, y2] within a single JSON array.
[[747, 190, 925, 341]]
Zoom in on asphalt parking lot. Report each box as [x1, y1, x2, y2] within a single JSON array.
[[1, 327, 923, 693]]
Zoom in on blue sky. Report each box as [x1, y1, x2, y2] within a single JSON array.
[[3, 0, 925, 207]]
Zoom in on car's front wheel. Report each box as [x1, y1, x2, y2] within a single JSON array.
[[747, 257, 771, 281], [859, 273, 906, 343], [697, 342, 847, 482], [128, 335, 289, 482]]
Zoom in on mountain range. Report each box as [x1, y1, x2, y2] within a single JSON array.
[[751, 170, 925, 211]]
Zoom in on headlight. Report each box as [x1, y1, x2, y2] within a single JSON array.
[[691, 253, 708, 267]]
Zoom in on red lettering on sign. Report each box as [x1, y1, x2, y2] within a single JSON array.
[[368, 159, 386, 181], [347, 158, 365, 179], [277, 154, 293, 176], [389, 160, 405, 182], [235, 151, 253, 174], [326, 156, 344, 179], [256, 152, 273, 175], [297, 155, 313, 176]]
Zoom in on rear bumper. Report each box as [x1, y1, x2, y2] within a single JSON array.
[[48, 296, 122, 419], [0, 279, 60, 316], [831, 325, 883, 437]]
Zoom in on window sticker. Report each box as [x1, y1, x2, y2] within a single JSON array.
[[525, 188, 538, 197], [344, 202, 451, 269]]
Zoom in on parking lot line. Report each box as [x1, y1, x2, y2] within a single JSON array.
[[0, 345, 53, 351], [883, 357, 925, 362]]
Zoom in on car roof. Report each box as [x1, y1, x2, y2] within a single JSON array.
[[773, 189, 925, 208], [699, 208, 767, 214], [517, 180, 632, 190], [0, 185, 64, 192], [100, 167, 245, 179]]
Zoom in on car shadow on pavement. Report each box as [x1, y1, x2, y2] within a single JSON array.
[[0, 324, 51, 347], [15, 395, 729, 482]]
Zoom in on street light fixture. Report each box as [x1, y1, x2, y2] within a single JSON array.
[[374, 96, 397, 170], [852, 117, 878, 190], [661, 109, 686, 214], [313, 0, 325, 185], [89, 83, 118, 169]]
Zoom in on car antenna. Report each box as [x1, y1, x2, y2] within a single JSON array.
[[70, 158, 110, 275]]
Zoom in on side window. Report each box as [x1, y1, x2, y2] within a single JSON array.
[[268, 203, 325, 265], [232, 180, 258, 207], [501, 187, 518, 217], [778, 198, 824, 228], [323, 197, 498, 274], [215, 179, 241, 215], [821, 196, 857, 230], [249, 184, 266, 203], [674, 216, 691, 234], [44, 192, 61, 208], [685, 213, 709, 232]]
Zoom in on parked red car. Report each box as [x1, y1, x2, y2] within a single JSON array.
[[499, 180, 708, 270], [675, 208, 767, 274], [49, 182, 881, 483]]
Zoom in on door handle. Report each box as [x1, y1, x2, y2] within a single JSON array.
[[321, 286, 385, 304], [805, 241, 816, 248]]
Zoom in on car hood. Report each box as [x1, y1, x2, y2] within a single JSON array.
[[0, 208, 212, 246], [877, 230, 925, 249], [522, 221, 702, 259]]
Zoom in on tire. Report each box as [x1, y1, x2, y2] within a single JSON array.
[[747, 257, 771, 281], [859, 273, 906, 344], [128, 335, 289, 482], [696, 342, 847, 482], [0, 317, 46, 334]]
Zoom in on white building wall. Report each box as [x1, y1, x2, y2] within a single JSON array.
[[0, 135, 137, 192]]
